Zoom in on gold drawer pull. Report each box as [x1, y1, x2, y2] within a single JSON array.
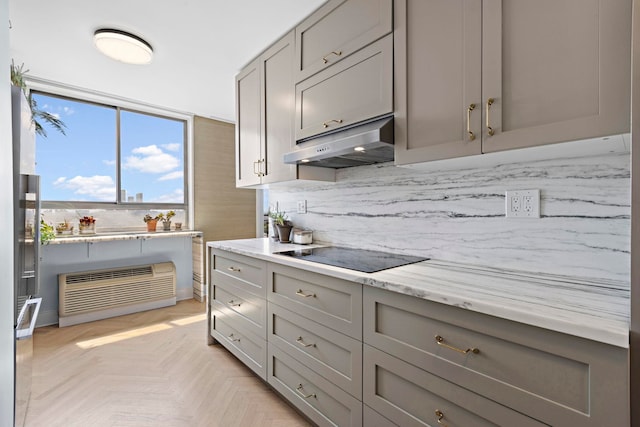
[[296, 336, 316, 348], [486, 97, 495, 137], [296, 384, 316, 399], [322, 50, 342, 64], [435, 409, 448, 426], [227, 266, 241, 272], [228, 333, 240, 342], [466, 103, 476, 141], [323, 119, 343, 128], [228, 300, 242, 307], [435, 335, 479, 354], [295, 289, 316, 298]]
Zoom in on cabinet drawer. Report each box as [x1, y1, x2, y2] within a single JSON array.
[[364, 345, 546, 427], [212, 250, 266, 297], [212, 284, 266, 339], [295, 34, 393, 141], [295, 0, 392, 82], [363, 286, 628, 426], [210, 308, 266, 380], [268, 302, 362, 399], [363, 405, 396, 427], [268, 263, 362, 339], [268, 344, 362, 427]]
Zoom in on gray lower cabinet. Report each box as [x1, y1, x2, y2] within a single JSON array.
[[268, 344, 363, 427], [267, 263, 362, 340], [363, 286, 629, 426], [364, 344, 546, 427], [268, 301, 363, 399], [209, 249, 268, 379], [209, 250, 629, 427], [267, 263, 364, 425]]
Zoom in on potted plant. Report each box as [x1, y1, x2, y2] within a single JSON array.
[[143, 213, 160, 232], [79, 216, 96, 234], [10, 61, 66, 137], [55, 219, 74, 236], [158, 210, 175, 231], [40, 217, 55, 245], [273, 211, 293, 243]]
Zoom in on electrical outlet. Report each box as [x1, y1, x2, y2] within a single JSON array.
[[297, 200, 307, 214], [505, 190, 540, 218]]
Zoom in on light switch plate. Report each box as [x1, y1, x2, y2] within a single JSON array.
[[505, 190, 540, 218]]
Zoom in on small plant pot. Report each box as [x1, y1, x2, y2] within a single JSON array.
[[276, 224, 293, 243], [163, 221, 171, 231], [146, 219, 158, 232]]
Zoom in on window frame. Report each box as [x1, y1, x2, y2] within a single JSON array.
[[31, 89, 191, 213]]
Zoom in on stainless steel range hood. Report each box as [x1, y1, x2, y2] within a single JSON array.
[[283, 116, 394, 168]]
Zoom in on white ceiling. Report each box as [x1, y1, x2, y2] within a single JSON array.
[[8, 0, 326, 122]]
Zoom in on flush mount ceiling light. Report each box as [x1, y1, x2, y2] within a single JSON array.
[[93, 29, 153, 65]]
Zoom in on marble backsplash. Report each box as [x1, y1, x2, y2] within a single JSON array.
[[267, 152, 630, 284]]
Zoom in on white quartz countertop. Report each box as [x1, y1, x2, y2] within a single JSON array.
[[48, 230, 203, 244], [207, 238, 630, 348]]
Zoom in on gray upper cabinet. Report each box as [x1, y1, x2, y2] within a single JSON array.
[[295, 34, 393, 141], [295, 0, 393, 83], [235, 59, 262, 187], [235, 32, 334, 188], [261, 32, 297, 185], [395, 0, 632, 165]]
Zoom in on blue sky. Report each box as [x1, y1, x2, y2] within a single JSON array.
[[34, 93, 184, 203]]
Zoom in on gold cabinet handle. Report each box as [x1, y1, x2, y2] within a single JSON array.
[[253, 160, 260, 177], [296, 384, 316, 399], [322, 50, 342, 64], [435, 410, 448, 426], [296, 336, 316, 348], [228, 300, 242, 307], [466, 103, 476, 141], [227, 266, 241, 272], [322, 119, 343, 128], [435, 335, 479, 354], [295, 289, 316, 298], [228, 333, 240, 342], [486, 98, 495, 136]]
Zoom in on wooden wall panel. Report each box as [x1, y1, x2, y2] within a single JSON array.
[[193, 116, 256, 290]]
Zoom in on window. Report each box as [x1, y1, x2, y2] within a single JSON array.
[[33, 92, 186, 206]]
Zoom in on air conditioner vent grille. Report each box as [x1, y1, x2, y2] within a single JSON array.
[[59, 262, 176, 326], [65, 266, 153, 285]]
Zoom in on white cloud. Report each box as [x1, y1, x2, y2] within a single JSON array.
[[123, 144, 179, 174], [157, 171, 183, 182], [63, 106, 75, 116], [53, 175, 116, 201], [103, 159, 116, 166], [149, 188, 184, 203], [162, 143, 181, 152]]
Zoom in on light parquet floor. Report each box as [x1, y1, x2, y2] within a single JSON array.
[[26, 299, 311, 427]]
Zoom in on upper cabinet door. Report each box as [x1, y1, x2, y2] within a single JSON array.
[[295, 34, 393, 141], [295, 0, 392, 83], [235, 59, 262, 187], [481, 0, 632, 153], [261, 32, 297, 185], [394, 0, 483, 165]]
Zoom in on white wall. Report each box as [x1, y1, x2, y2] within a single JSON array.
[[37, 236, 194, 327], [1, 0, 16, 424], [269, 152, 630, 284]]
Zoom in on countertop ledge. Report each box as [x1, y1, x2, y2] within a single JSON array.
[[48, 230, 203, 244], [207, 238, 630, 348]]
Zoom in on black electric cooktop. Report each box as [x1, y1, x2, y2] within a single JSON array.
[[275, 246, 429, 273]]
